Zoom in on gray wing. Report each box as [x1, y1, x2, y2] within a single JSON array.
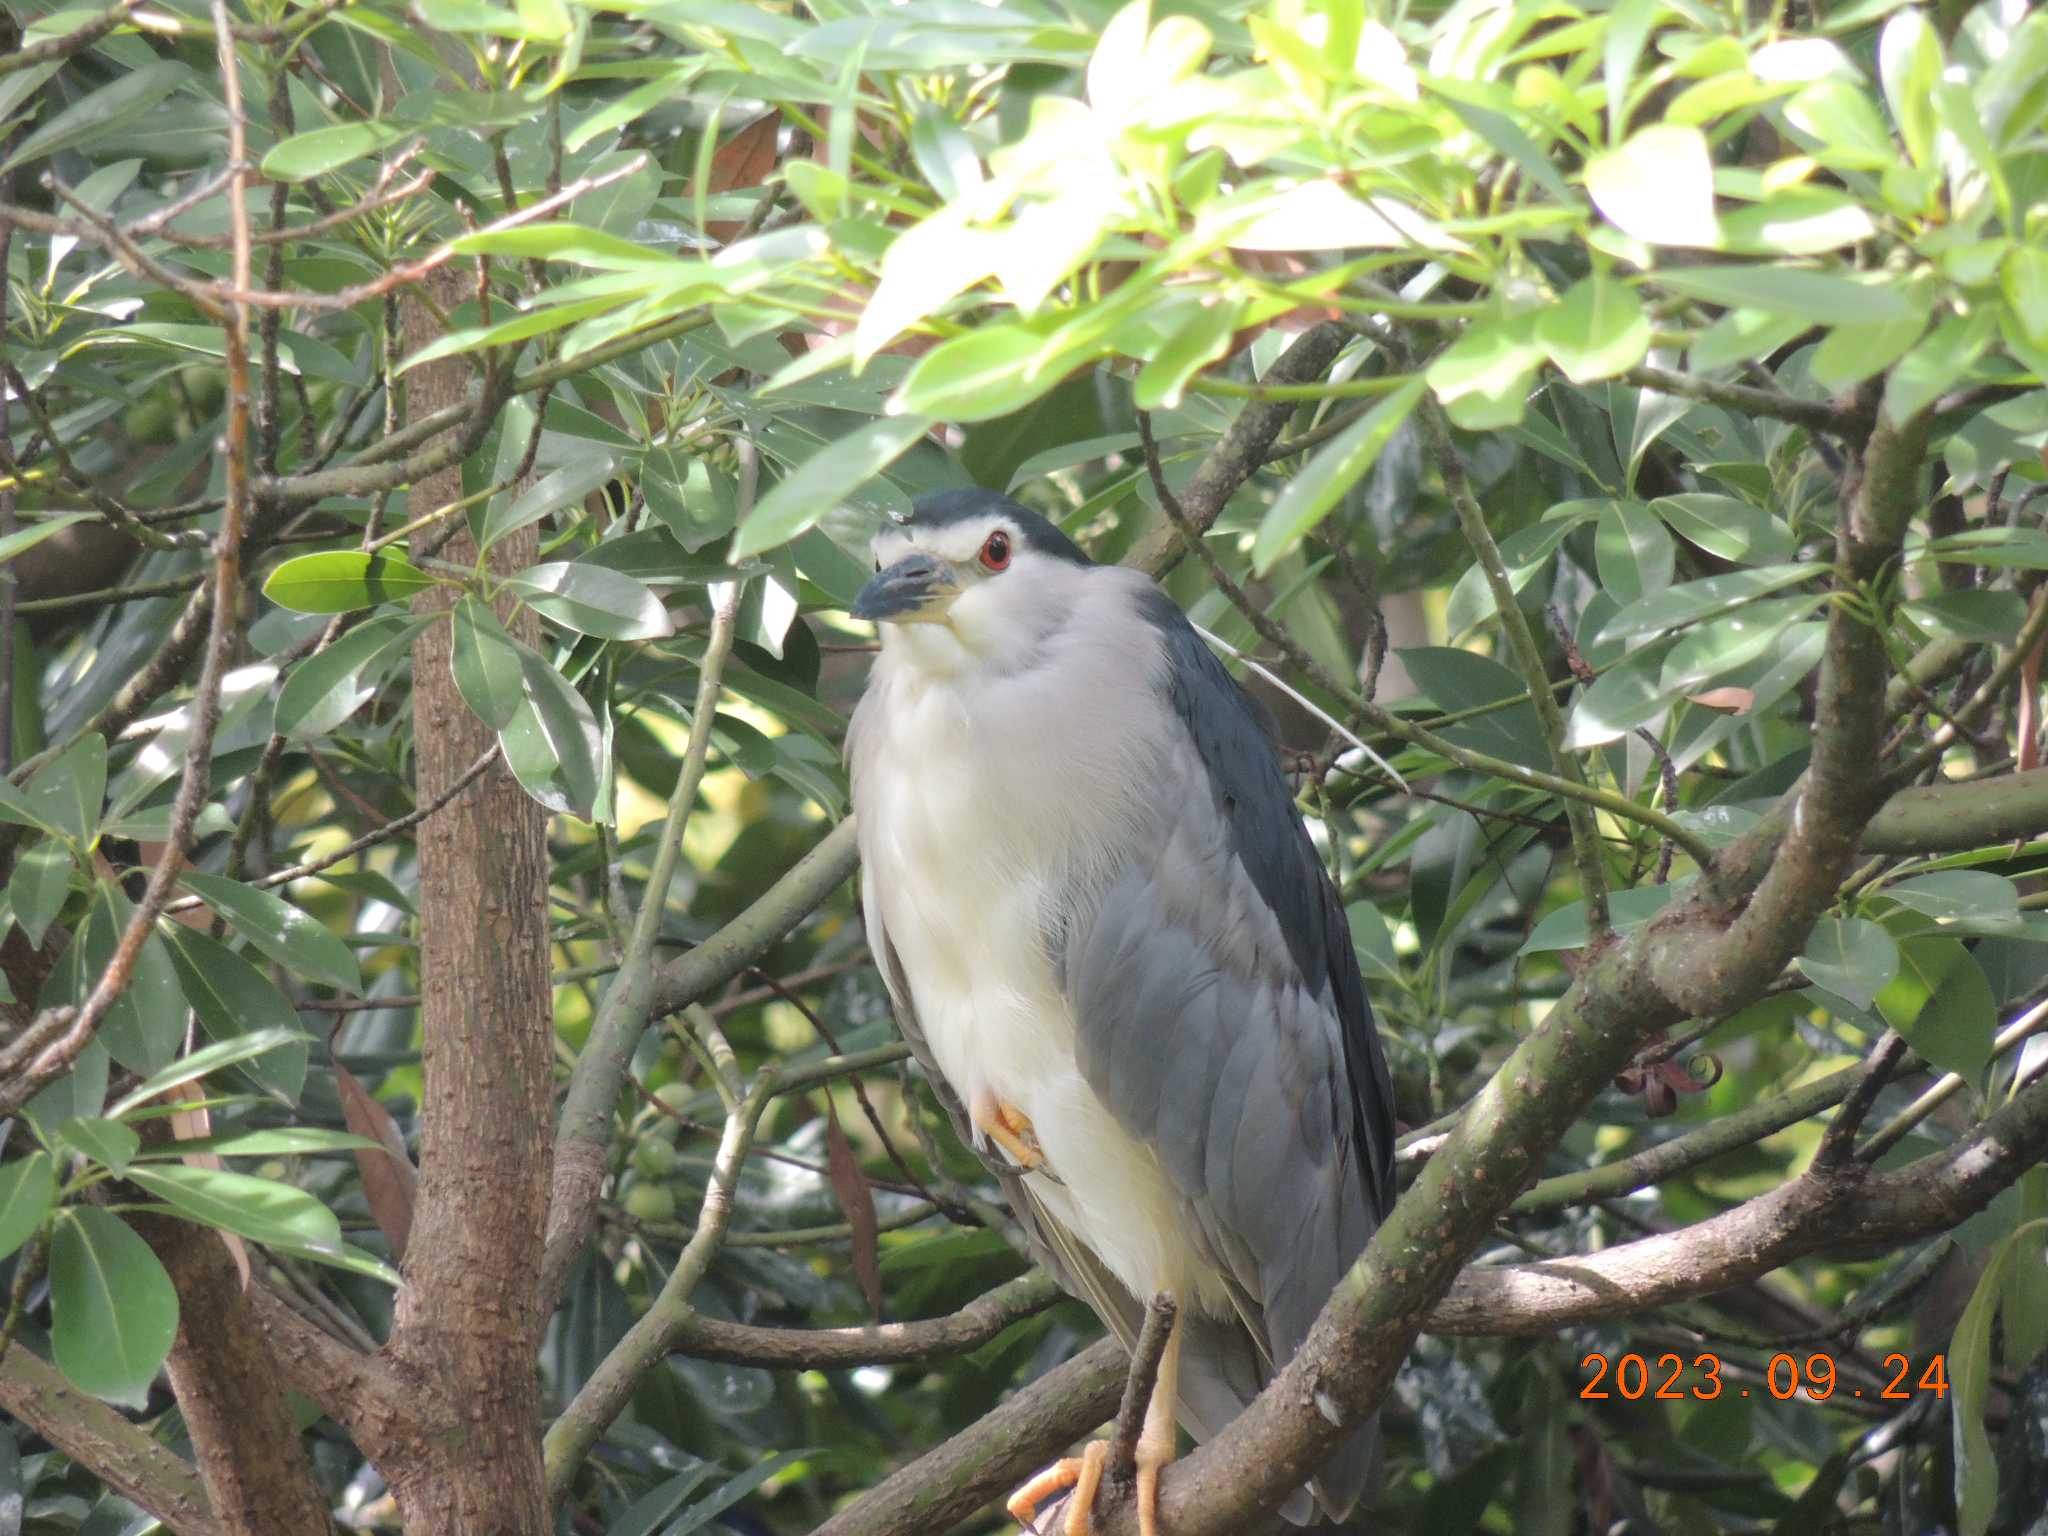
[[1057, 589, 1396, 1522]]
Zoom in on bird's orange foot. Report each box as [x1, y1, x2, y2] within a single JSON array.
[[973, 1093, 1053, 1178], [1007, 1440, 1106, 1536]]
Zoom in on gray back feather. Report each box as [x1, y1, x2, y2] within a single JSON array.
[[1061, 587, 1397, 1523]]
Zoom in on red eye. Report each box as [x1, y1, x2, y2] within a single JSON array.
[[979, 530, 1012, 571]]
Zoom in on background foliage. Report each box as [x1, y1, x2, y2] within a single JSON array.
[[2, 0, 2047, 1531]]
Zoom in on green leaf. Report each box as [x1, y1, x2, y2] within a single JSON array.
[[1886, 871, 2021, 927], [2, 60, 188, 173], [640, 449, 737, 553], [1251, 378, 1425, 573], [1902, 590, 2028, 645], [0, 513, 91, 566], [1401, 647, 1548, 770], [107, 1016, 308, 1118], [506, 563, 675, 640], [909, 106, 984, 203], [1884, 308, 1995, 424], [25, 732, 106, 847], [1445, 506, 1602, 634], [1949, 1220, 2045, 1535], [1878, 939, 1995, 1077], [1653, 266, 1915, 324], [1535, 274, 1651, 383], [274, 615, 425, 739], [0, 1152, 55, 1262], [1782, 79, 1897, 170], [1227, 182, 1456, 252], [1564, 642, 1672, 747], [1718, 188, 1876, 255], [891, 322, 1095, 423], [611, 1469, 717, 1536], [178, 872, 362, 994], [49, 1208, 179, 1403], [66, 886, 183, 1075], [451, 597, 527, 730], [1584, 124, 1721, 247], [481, 451, 619, 551], [59, 1117, 140, 1173], [664, 1450, 810, 1535], [0, 775, 56, 834], [498, 648, 604, 820], [1133, 298, 1244, 412], [1427, 314, 1543, 430], [263, 551, 439, 614], [452, 222, 672, 269], [123, 1164, 343, 1252], [154, 932, 310, 1105], [1650, 494, 1796, 564], [1521, 883, 1677, 953], [733, 417, 935, 560], [259, 120, 413, 181], [1811, 313, 1927, 390], [1798, 916, 1899, 1010], [1594, 499, 1672, 606], [9, 838, 76, 949], [169, 1128, 381, 1159], [1658, 598, 1818, 695], [1879, 9, 1943, 165]]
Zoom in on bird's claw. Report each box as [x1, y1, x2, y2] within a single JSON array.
[[1008, 1441, 1106, 1536], [976, 1096, 1064, 1184]]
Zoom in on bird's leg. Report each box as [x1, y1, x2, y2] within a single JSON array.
[[1132, 1311, 1183, 1536], [971, 1089, 1048, 1174], [1007, 1440, 1106, 1536]]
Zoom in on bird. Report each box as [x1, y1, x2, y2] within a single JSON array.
[[846, 486, 1396, 1536]]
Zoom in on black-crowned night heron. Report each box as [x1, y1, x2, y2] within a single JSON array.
[[848, 488, 1395, 1535]]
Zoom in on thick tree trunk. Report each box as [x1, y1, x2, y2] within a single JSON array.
[[382, 270, 556, 1534]]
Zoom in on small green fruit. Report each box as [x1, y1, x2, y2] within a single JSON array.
[[622, 1184, 678, 1224]]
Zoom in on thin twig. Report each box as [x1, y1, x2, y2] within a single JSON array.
[[1620, 365, 1855, 440], [1857, 995, 2048, 1162], [0, 4, 255, 1108], [1422, 395, 1610, 933], [1815, 1031, 1910, 1166]]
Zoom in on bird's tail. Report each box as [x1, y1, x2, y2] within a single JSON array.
[[1175, 1314, 1380, 1527]]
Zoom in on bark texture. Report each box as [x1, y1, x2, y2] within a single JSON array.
[[382, 268, 556, 1534], [137, 1215, 334, 1536]]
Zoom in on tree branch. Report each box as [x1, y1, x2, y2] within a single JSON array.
[[135, 1215, 332, 1535], [0, 1343, 220, 1536], [1432, 1069, 2048, 1334], [1858, 767, 2048, 852], [806, 1338, 1127, 1536], [1125, 324, 1348, 575], [1620, 365, 1855, 439], [662, 1271, 1060, 1369]]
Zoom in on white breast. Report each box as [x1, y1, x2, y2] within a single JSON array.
[[851, 575, 1232, 1314]]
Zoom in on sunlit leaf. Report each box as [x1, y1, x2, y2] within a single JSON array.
[[734, 417, 935, 560], [1584, 124, 1721, 247], [1252, 378, 1424, 572], [263, 552, 440, 614]]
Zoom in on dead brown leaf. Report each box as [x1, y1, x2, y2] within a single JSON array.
[[820, 1091, 881, 1319], [1685, 687, 1755, 714], [693, 113, 782, 244], [335, 1059, 417, 1262]]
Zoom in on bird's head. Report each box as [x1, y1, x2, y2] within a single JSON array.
[[852, 489, 1093, 670]]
